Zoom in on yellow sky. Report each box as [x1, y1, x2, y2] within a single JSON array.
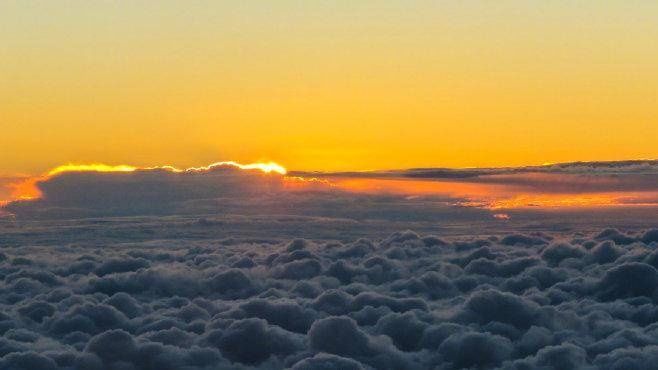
[[2, 1, 657, 174]]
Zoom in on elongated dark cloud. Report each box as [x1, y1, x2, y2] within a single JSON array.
[[295, 160, 658, 193], [297, 160, 658, 178]]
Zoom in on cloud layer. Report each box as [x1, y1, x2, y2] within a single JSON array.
[[2, 225, 658, 369], [4, 160, 658, 220], [2, 164, 491, 221]]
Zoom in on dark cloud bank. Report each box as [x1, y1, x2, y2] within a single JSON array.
[[1, 226, 658, 369], [1, 166, 491, 222], [5, 159, 658, 220]]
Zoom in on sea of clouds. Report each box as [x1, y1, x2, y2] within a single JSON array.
[[2, 224, 658, 369], [2, 162, 658, 369]]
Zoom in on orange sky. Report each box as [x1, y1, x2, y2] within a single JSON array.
[[327, 177, 658, 210], [2, 2, 658, 175]]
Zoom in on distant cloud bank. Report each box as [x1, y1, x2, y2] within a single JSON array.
[[3, 160, 658, 220]]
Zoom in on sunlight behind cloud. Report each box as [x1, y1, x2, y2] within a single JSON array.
[[47, 161, 287, 176], [185, 161, 287, 175], [48, 164, 138, 176]]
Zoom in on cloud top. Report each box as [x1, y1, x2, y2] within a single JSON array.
[[1, 226, 658, 368]]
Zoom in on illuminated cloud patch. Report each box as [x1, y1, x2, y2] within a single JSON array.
[[47, 163, 139, 176]]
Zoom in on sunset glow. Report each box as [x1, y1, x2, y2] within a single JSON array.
[[8, 177, 43, 201], [46, 161, 287, 177], [327, 176, 658, 210], [5, 3, 658, 367], [3, 2, 658, 174], [2, 2, 658, 212], [48, 164, 139, 176], [6, 160, 658, 211], [185, 161, 287, 175]]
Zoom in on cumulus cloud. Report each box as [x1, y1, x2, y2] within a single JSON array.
[[3, 222, 658, 369], [4, 166, 287, 218]]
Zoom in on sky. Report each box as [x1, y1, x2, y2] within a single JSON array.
[[2, 1, 658, 175]]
